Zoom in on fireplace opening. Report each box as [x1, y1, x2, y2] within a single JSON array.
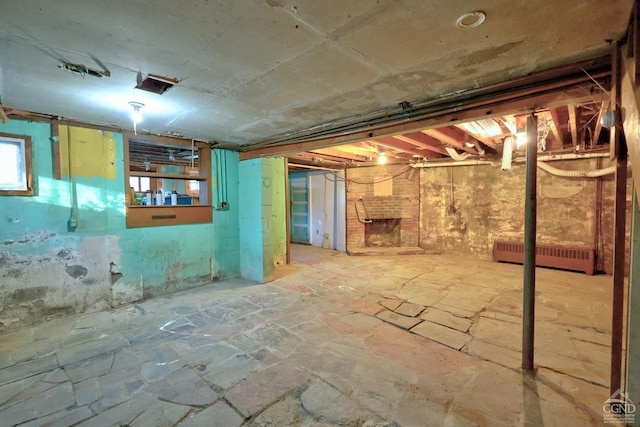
[[365, 218, 401, 247]]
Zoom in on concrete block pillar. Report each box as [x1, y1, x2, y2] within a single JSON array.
[[239, 158, 274, 283]]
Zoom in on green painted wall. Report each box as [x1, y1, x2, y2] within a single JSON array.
[[0, 119, 241, 330]]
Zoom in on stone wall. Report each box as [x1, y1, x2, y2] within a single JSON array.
[[419, 158, 626, 273]]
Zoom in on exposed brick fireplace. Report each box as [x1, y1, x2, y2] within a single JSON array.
[[346, 165, 420, 251], [365, 218, 402, 247]]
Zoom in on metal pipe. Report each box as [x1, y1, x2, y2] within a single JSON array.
[[355, 197, 372, 224], [522, 114, 538, 371], [412, 160, 494, 168]]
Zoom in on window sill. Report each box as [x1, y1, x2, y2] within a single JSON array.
[[126, 205, 212, 228]]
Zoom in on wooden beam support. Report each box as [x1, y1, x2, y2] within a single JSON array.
[[239, 89, 609, 161], [543, 110, 561, 149], [392, 132, 449, 155], [296, 151, 351, 165], [372, 137, 437, 159], [568, 104, 579, 147], [453, 123, 498, 150], [364, 140, 415, 160], [310, 147, 369, 162], [592, 100, 607, 148], [422, 128, 478, 154]]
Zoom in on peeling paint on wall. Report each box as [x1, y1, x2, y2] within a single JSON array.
[[419, 159, 629, 272], [59, 125, 117, 179]]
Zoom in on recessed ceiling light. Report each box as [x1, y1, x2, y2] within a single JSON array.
[[456, 11, 486, 29]]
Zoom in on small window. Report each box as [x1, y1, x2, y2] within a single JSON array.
[[124, 133, 211, 228], [0, 133, 33, 195]]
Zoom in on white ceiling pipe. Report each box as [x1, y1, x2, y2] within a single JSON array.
[[445, 146, 473, 161], [514, 151, 609, 162], [536, 160, 615, 177], [501, 136, 514, 170]]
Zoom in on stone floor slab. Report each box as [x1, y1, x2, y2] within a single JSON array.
[[20, 406, 93, 427], [130, 400, 191, 427], [2, 382, 75, 426], [420, 307, 473, 332], [147, 368, 217, 406], [62, 352, 113, 383], [57, 334, 129, 366], [376, 309, 422, 330], [75, 392, 155, 427], [394, 302, 425, 317], [225, 363, 310, 418], [379, 299, 402, 311], [300, 378, 363, 424], [0, 355, 58, 386], [178, 401, 245, 427], [410, 321, 472, 350]]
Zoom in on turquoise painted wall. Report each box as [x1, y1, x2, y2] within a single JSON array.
[[270, 158, 287, 267], [0, 119, 241, 330], [212, 149, 240, 279], [238, 158, 276, 283]]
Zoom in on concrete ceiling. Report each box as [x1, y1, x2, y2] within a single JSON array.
[[0, 0, 634, 148]]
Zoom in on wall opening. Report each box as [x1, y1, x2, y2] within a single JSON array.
[[365, 218, 401, 247]]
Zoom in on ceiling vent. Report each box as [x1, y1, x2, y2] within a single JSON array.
[[135, 74, 178, 95]]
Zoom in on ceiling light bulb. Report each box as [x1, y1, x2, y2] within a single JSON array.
[[515, 132, 528, 148], [129, 102, 144, 124], [377, 151, 388, 164]]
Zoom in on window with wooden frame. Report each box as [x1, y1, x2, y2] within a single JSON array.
[[0, 133, 33, 196], [123, 133, 211, 227]]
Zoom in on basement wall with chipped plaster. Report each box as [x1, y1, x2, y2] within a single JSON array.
[[0, 120, 247, 332], [419, 159, 631, 274]]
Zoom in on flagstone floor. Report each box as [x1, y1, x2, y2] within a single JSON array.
[[0, 245, 618, 426]]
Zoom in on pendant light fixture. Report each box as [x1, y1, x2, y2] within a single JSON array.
[[128, 101, 144, 135]]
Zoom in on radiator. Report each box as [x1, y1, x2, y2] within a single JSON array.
[[493, 241, 595, 275]]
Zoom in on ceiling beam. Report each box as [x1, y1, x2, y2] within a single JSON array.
[[239, 88, 608, 160], [310, 147, 369, 162], [548, 106, 567, 146], [568, 104, 579, 147], [453, 124, 498, 150], [392, 132, 449, 155], [542, 110, 560, 145], [371, 137, 435, 159], [422, 128, 478, 154], [248, 55, 610, 150], [592, 100, 607, 147], [296, 151, 351, 165]]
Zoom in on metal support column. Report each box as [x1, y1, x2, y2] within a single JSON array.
[[522, 113, 538, 371], [611, 44, 628, 396]]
